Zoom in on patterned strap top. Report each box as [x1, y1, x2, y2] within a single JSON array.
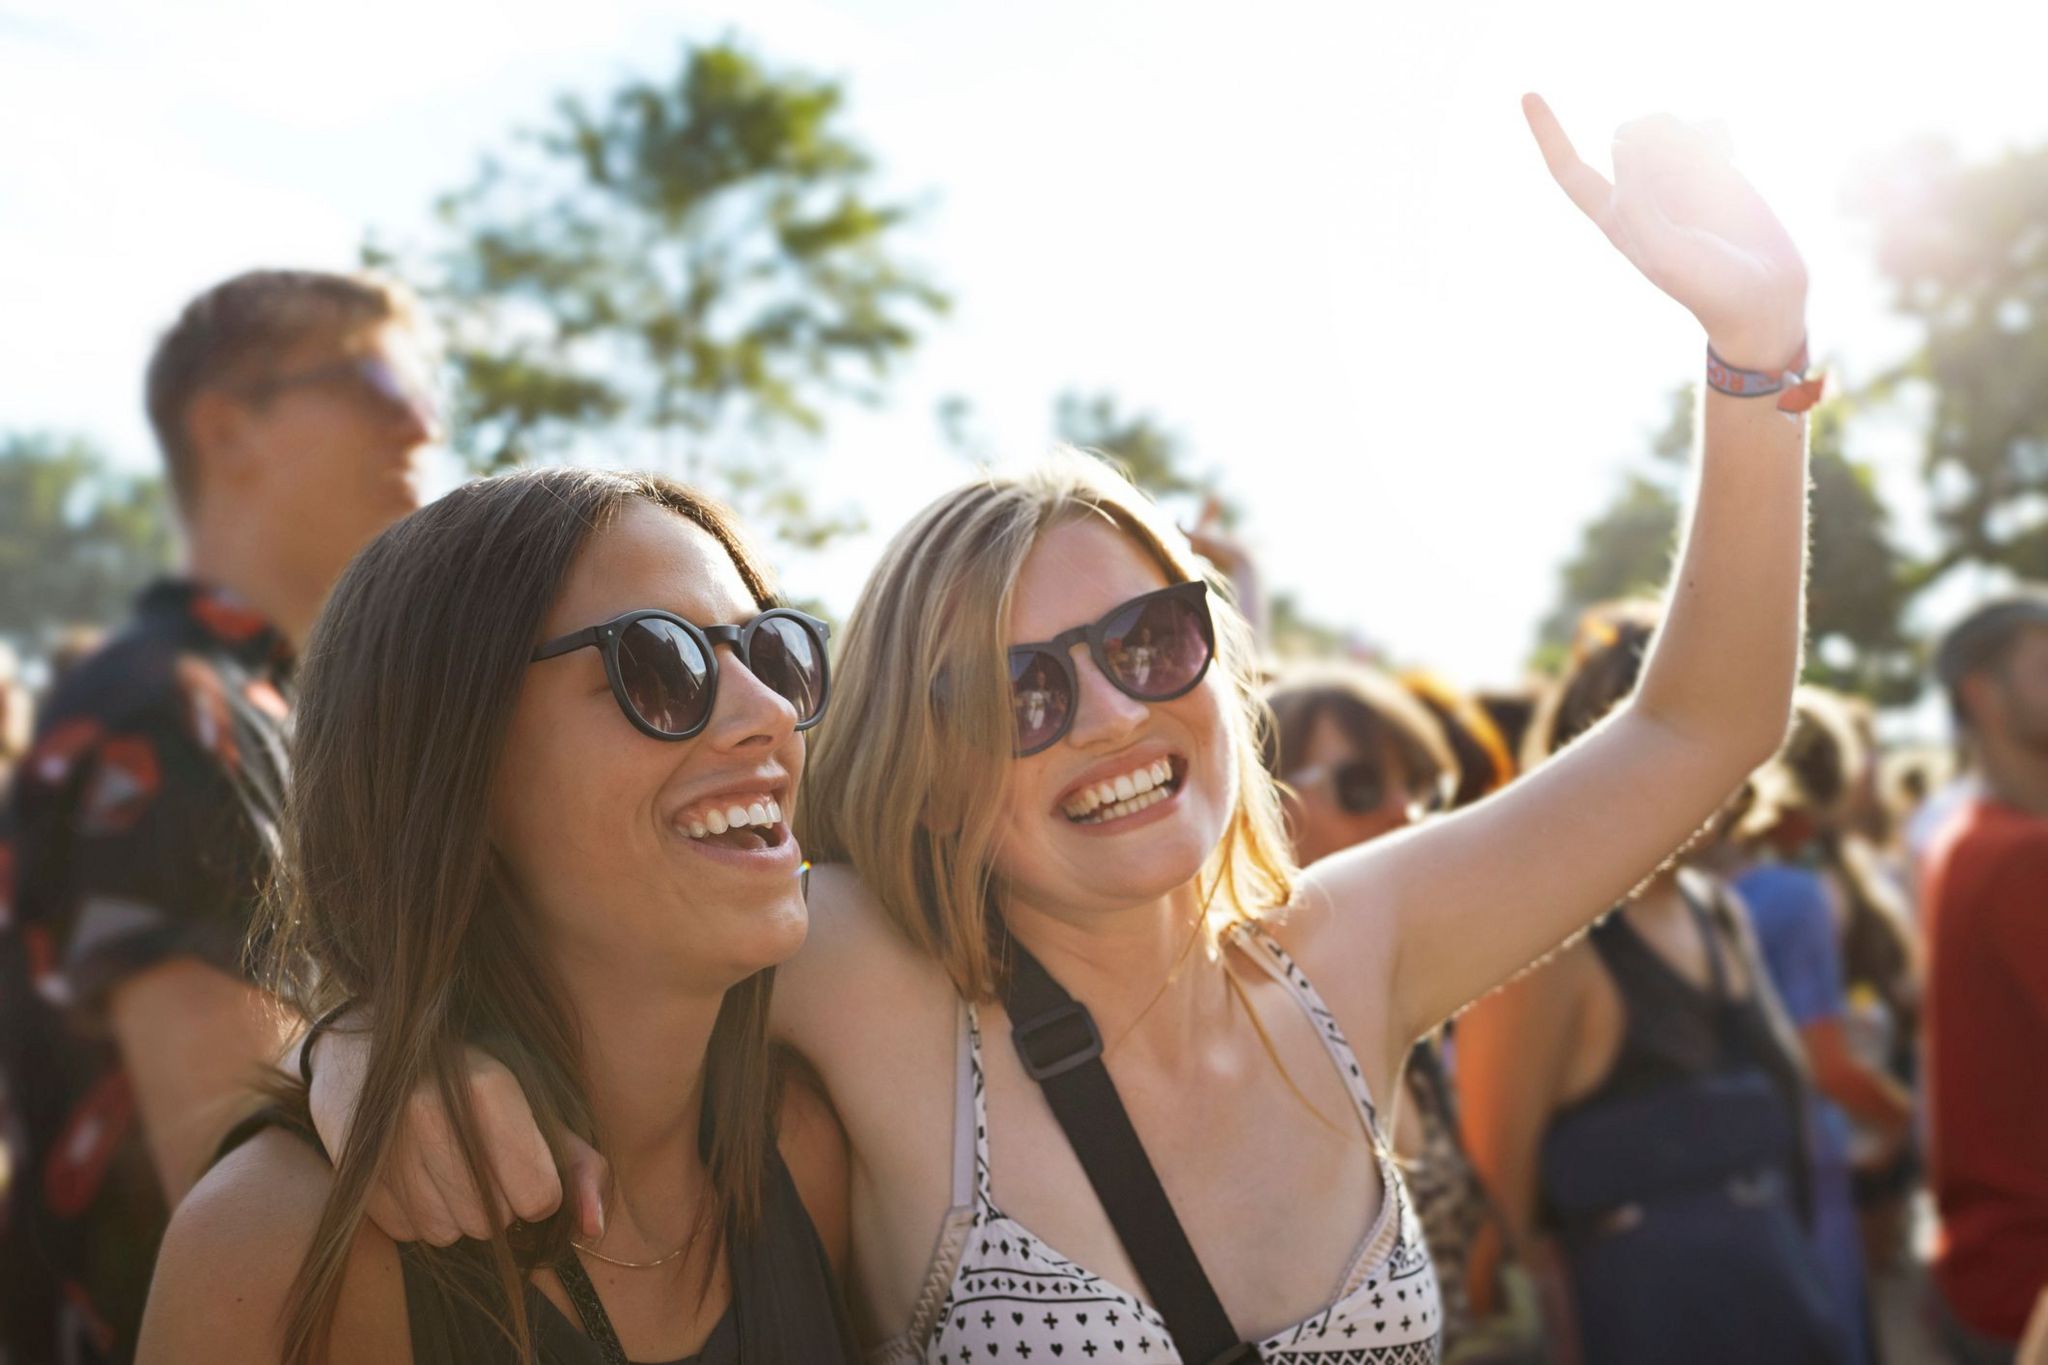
[[870, 920, 1443, 1364]]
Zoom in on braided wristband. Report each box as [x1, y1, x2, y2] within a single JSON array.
[[1706, 341, 1824, 414]]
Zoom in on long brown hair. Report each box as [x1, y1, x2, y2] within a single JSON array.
[[797, 449, 1295, 1002], [1528, 599, 1662, 765], [257, 467, 782, 1364]]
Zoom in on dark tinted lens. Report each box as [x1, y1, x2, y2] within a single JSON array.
[[1010, 649, 1073, 753], [749, 616, 827, 724], [616, 618, 712, 735], [1335, 760, 1389, 814], [1101, 591, 1212, 699]]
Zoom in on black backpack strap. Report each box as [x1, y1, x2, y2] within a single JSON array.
[[998, 923, 1259, 1365]]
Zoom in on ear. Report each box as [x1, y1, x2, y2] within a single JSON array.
[[1956, 671, 2001, 734], [182, 389, 261, 494]]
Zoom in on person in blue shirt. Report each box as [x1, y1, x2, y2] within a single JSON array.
[[1734, 689, 1918, 1365]]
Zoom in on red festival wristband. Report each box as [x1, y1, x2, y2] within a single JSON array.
[[1705, 341, 1824, 414]]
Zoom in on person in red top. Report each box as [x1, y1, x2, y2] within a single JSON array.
[[1923, 586, 2048, 1362]]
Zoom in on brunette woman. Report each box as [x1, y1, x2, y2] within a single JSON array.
[[1456, 604, 1848, 1365], [138, 470, 856, 1364], [312, 96, 1814, 1365]]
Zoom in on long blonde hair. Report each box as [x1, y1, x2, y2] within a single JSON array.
[[798, 449, 1296, 1000]]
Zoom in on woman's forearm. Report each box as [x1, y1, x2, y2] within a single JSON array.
[[1630, 380, 1809, 771]]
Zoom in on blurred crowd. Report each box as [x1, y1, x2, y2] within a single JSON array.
[[0, 267, 2043, 1365], [1245, 585, 2048, 1365]]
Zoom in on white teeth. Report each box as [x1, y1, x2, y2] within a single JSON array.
[[680, 796, 786, 839], [1061, 759, 1179, 822], [1076, 784, 1170, 825]]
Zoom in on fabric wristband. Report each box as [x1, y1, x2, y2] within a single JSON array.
[[1706, 341, 1824, 414], [297, 1002, 354, 1088]]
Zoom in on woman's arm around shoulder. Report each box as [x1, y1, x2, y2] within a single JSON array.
[[771, 862, 960, 1117], [138, 1127, 411, 1365]]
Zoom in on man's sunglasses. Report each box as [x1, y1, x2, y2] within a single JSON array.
[[530, 607, 831, 741], [236, 353, 440, 423], [1287, 757, 1449, 818], [1008, 581, 1215, 756]]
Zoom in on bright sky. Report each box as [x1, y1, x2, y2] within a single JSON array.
[[5, 0, 2045, 695]]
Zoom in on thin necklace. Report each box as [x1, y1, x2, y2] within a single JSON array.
[[572, 1237, 690, 1271]]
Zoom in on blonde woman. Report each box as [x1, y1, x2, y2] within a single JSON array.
[[308, 96, 1813, 1363]]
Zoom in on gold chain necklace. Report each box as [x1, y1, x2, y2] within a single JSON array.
[[572, 1237, 690, 1271]]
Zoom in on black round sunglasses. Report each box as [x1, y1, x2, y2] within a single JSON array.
[[530, 607, 831, 741], [1007, 581, 1215, 756]]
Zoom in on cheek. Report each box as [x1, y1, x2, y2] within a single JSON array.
[[1179, 683, 1237, 799], [492, 700, 656, 882]]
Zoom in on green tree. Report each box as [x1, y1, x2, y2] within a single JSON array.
[[0, 434, 176, 646], [1534, 386, 1693, 656], [384, 41, 947, 548], [1802, 405, 1918, 703], [1053, 390, 1238, 526], [1048, 389, 1361, 657], [1859, 138, 2048, 585], [1536, 389, 1917, 701]]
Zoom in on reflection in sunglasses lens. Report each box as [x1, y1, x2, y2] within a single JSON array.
[[753, 617, 825, 723], [618, 619, 711, 735], [1011, 649, 1072, 753], [1103, 593, 1210, 699]]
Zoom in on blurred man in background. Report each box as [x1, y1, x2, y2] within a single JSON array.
[[0, 269, 437, 1365], [0, 643, 30, 798], [1922, 587, 2048, 1364]]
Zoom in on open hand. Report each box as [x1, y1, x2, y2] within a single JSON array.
[[1524, 94, 1807, 372]]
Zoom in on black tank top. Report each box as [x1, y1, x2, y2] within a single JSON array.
[[1567, 877, 1790, 1110], [216, 1109, 856, 1365], [1544, 873, 1812, 1221]]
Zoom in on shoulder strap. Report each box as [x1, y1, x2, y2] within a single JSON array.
[[1674, 872, 1733, 1003], [553, 1254, 630, 1365], [997, 923, 1259, 1365]]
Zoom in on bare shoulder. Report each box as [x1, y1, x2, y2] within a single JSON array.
[[1268, 838, 1405, 981], [775, 862, 956, 1050], [140, 1129, 411, 1365], [775, 1053, 852, 1275], [1260, 846, 1405, 1063]]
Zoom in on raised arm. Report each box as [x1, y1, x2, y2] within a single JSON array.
[[1296, 96, 1810, 1056]]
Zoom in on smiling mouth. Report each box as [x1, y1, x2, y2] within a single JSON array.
[[1061, 756, 1184, 826], [678, 798, 792, 853]]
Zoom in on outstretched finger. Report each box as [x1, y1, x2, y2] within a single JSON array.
[[1522, 93, 1613, 227]]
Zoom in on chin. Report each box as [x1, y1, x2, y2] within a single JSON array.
[[735, 888, 811, 970]]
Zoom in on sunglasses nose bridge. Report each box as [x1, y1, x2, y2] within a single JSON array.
[[1067, 638, 1152, 738]]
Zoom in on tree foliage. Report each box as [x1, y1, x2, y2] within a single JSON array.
[[384, 42, 947, 548], [1859, 138, 2048, 586], [1053, 390, 1232, 522], [0, 434, 175, 647], [1537, 388, 1918, 702]]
